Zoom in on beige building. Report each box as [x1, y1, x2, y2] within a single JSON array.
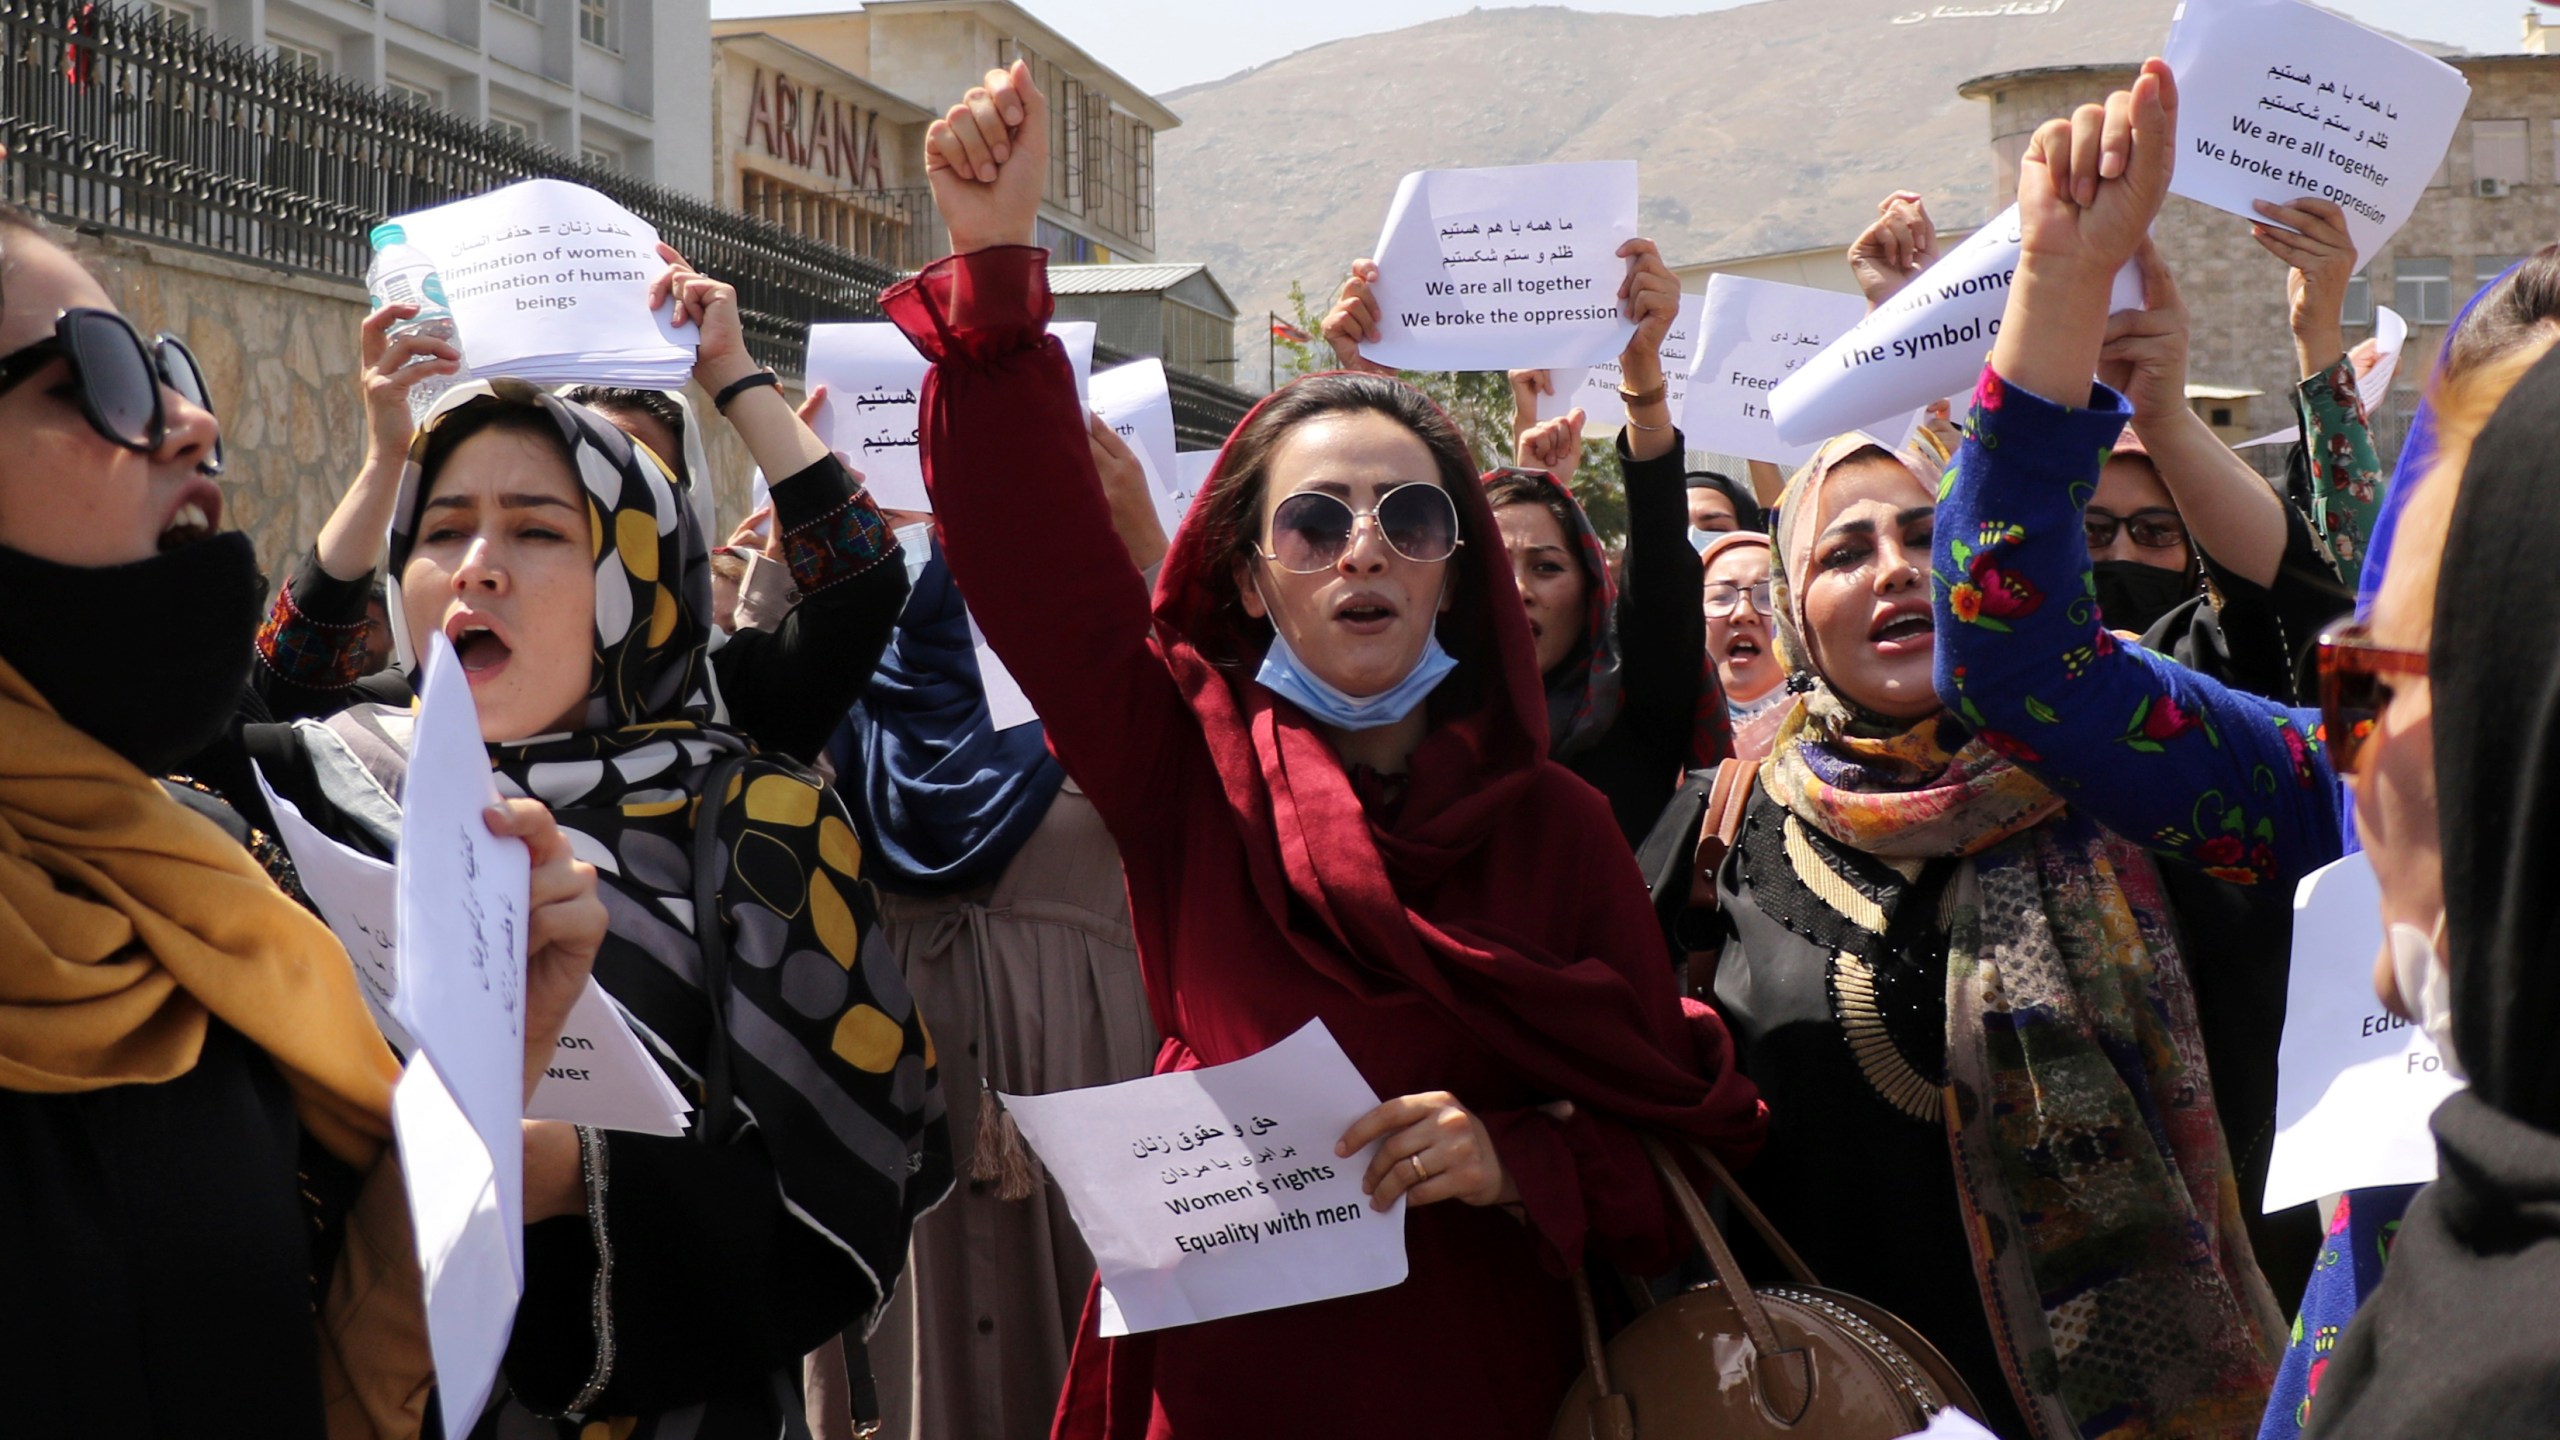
[[712, 2, 1178, 268], [1959, 39, 2560, 458]]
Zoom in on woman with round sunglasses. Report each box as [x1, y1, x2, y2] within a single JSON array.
[[2285, 337, 2560, 1440], [895, 64, 1764, 1440], [0, 205, 611, 1436], [1326, 241, 1726, 846]]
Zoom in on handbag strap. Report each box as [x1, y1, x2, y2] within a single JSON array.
[[1686, 758, 1754, 912], [1678, 1137, 1819, 1288], [690, 752, 754, 1147]]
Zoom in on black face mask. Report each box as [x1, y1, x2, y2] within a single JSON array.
[[2090, 558, 2196, 638], [0, 532, 263, 775]]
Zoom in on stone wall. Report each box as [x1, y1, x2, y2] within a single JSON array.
[[62, 230, 787, 581]]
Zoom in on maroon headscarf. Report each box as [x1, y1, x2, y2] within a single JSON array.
[[1145, 375, 1763, 1153]]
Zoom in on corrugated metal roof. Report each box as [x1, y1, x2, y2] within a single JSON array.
[[1046, 262, 1211, 295]]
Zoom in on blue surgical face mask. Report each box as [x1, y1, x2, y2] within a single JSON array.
[[1688, 526, 1721, 554], [1250, 573, 1458, 731]]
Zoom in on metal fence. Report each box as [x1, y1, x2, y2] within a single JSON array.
[[0, 0, 1256, 439]]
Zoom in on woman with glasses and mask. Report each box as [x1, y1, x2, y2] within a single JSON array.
[[891, 65, 1766, 1440], [2086, 243, 2352, 707], [0, 205, 610, 1436]]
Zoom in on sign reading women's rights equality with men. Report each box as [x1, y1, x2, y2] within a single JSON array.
[[1769, 205, 2143, 445], [2163, 0, 2470, 269], [1000, 1021, 1407, 1336], [1361, 161, 1640, 372]]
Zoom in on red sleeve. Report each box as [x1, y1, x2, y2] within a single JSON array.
[[881, 248, 1196, 830], [1485, 1105, 1678, 1278]]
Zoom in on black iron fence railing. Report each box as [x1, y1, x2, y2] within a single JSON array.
[[0, 0, 1256, 439]]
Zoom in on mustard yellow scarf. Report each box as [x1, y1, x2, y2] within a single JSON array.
[[0, 656, 398, 1166]]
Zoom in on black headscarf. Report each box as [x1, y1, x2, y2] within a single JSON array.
[[2305, 343, 2560, 1437]]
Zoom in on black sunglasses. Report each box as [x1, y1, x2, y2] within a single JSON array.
[[1257, 481, 1462, 574], [0, 308, 221, 472], [2083, 506, 2186, 551]]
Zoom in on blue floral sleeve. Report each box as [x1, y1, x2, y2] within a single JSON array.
[[1932, 366, 2343, 888]]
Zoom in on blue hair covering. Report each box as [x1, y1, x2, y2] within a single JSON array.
[[2354, 260, 2526, 617]]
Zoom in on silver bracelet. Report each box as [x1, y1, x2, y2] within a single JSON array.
[[562, 1125, 616, 1419], [1624, 413, 1671, 432]]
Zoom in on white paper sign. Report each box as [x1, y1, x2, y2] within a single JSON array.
[[388, 179, 695, 388], [1091, 357, 1184, 538], [968, 612, 1040, 733], [1536, 292, 1707, 433], [253, 764, 691, 1135], [1769, 205, 2143, 445], [1362, 162, 1639, 371], [2264, 850, 2460, 1212], [395, 633, 528, 1439], [810, 321, 1098, 513], [2162, 0, 2470, 269], [1170, 450, 1222, 528], [1690, 276, 1892, 467], [1000, 1019, 1407, 1335]]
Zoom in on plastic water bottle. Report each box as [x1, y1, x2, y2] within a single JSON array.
[[366, 222, 469, 421]]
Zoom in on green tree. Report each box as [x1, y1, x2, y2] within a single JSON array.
[[1273, 283, 1629, 549]]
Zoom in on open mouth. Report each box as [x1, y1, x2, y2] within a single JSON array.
[[1870, 611, 1933, 647], [1334, 593, 1399, 631], [445, 613, 515, 676], [156, 483, 223, 553], [1724, 636, 1763, 663]]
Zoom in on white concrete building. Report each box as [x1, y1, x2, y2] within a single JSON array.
[[141, 0, 714, 198]]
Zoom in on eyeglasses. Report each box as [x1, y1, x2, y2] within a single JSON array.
[[1704, 579, 1774, 618], [0, 308, 221, 472], [2084, 507, 2186, 552], [1257, 481, 1462, 574], [2317, 619, 2427, 774]]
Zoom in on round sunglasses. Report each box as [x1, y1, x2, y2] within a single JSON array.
[[1257, 481, 1462, 574], [2083, 506, 2187, 551], [0, 307, 222, 472]]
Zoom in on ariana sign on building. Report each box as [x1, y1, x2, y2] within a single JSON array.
[[741, 67, 888, 193]]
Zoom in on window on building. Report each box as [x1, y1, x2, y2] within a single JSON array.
[[269, 35, 331, 74], [581, 142, 620, 172], [2341, 270, 2372, 327], [578, 0, 616, 51], [488, 111, 538, 146], [2394, 257, 2452, 325], [492, 0, 535, 15], [1059, 77, 1086, 213], [387, 76, 441, 109], [2476, 256, 2527, 289], [150, 1, 208, 26], [2473, 119, 2529, 189], [741, 171, 917, 268]]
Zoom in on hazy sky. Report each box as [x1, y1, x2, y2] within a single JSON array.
[[707, 0, 2538, 95]]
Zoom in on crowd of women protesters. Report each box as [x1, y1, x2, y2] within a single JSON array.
[[3, 47, 2558, 1440]]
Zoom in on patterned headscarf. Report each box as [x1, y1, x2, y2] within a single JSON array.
[[1754, 427, 2279, 1435], [377, 380, 950, 1331]]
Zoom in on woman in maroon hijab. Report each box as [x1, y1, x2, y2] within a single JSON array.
[[881, 62, 1765, 1440]]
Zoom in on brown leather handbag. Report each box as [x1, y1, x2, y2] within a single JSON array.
[[1550, 1135, 1984, 1440]]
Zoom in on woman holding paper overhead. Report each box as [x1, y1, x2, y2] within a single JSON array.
[[0, 203, 609, 1438], [898, 62, 1763, 1440], [250, 376, 952, 1439], [253, 244, 908, 768]]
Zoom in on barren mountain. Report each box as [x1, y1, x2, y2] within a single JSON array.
[[1152, 0, 2307, 328]]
